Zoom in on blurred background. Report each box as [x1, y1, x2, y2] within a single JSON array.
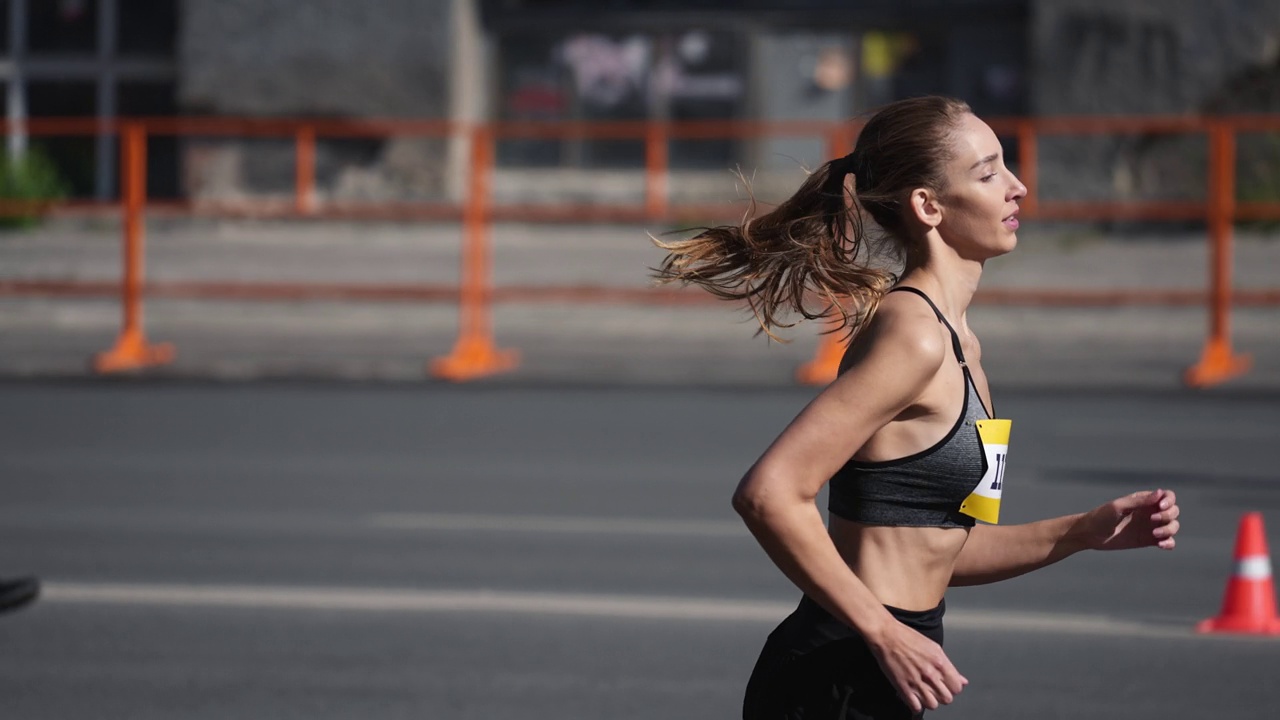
[[4, 0, 1278, 201], [0, 0, 1278, 386], [1, 2, 1280, 719]]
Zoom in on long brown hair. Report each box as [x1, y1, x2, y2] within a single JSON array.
[[653, 95, 972, 340]]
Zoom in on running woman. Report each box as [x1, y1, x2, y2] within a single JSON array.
[[654, 95, 1181, 719]]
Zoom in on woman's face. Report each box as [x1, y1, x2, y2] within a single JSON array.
[[934, 113, 1027, 259]]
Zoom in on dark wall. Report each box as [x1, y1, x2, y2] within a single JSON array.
[[179, 0, 451, 117]]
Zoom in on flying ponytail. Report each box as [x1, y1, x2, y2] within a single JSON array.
[[652, 95, 972, 341]]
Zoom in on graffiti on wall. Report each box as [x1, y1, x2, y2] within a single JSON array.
[[558, 32, 743, 112], [559, 35, 652, 109]]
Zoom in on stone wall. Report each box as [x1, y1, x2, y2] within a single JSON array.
[[1033, 0, 1280, 115], [1031, 0, 1280, 206], [177, 0, 454, 204]]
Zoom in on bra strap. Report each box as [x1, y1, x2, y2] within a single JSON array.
[[887, 286, 968, 366]]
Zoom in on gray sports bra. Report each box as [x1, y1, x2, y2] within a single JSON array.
[[827, 287, 992, 528]]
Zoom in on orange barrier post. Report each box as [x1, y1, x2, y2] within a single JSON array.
[[94, 123, 176, 374], [797, 126, 856, 385], [430, 125, 519, 381], [1185, 121, 1252, 387], [1, 113, 1275, 385], [1197, 512, 1280, 635], [796, 327, 846, 385], [296, 124, 317, 214], [644, 122, 669, 220], [1016, 119, 1038, 218]]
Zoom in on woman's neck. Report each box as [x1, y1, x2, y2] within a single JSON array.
[[898, 244, 984, 326]]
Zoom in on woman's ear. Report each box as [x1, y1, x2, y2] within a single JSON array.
[[909, 188, 942, 228]]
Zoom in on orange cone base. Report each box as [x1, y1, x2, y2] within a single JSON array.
[[796, 360, 838, 385], [1184, 340, 1252, 388], [1196, 615, 1280, 636], [796, 337, 844, 385], [93, 332, 176, 374], [429, 337, 519, 382]]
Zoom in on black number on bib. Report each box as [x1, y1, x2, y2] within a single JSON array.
[[991, 453, 1006, 490]]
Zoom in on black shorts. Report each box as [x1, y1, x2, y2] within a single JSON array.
[[742, 595, 946, 720]]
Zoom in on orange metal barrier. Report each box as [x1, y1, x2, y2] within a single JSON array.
[[429, 125, 519, 381], [1, 114, 1278, 385], [91, 122, 176, 373]]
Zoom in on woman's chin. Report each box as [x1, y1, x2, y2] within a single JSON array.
[[994, 229, 1019, 255]]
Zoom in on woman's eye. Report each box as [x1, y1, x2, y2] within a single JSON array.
[[980, 173, 996, 183]]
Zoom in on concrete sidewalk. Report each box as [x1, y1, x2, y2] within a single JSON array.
[[1, 217, 1278, 391]]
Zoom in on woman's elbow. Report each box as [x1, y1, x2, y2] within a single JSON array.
[[731, 484, 765, 522], [731, 469, 797, 526]]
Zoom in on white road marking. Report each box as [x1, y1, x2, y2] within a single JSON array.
[[45, 582, 785, 622], [367, 512, 743, 537], [0, 507, 745, 539], [43, 582, 1199, 639]]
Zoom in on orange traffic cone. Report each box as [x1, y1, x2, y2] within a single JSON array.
[[1197, 512, 1280, 635]]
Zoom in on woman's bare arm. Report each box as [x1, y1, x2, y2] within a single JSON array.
[[947, 514, 1088, 586], [949, 489, 1180, 587], [733, 305, 941, 631], [732, 301, 967, 712]]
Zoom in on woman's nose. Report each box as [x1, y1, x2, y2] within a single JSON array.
[[1009, 175, 1027, 201]]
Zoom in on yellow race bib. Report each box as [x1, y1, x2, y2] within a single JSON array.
[[959, 419, 1011, 524]]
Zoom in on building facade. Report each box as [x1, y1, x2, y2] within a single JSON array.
[[2, 0, 1277, 205]]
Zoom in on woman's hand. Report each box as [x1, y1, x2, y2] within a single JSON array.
[[868, 620, 968, 713], [1079, 488, 1181, 551]]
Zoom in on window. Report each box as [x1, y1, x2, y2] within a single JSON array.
[[29, 0, 98, 54], [118, 81, 178, 197], [28, 81, 96, 196], [0, 1, 10, 56], [117, 0, 176, 56]]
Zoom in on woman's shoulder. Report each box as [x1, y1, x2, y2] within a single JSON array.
[[863, 292, 948, 356], [837, 293, 949, 381]]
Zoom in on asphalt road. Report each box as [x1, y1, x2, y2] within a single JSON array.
[[2, 382, 1279, 719]]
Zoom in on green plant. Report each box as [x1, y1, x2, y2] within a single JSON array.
[[0, 147, 68, 229]]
